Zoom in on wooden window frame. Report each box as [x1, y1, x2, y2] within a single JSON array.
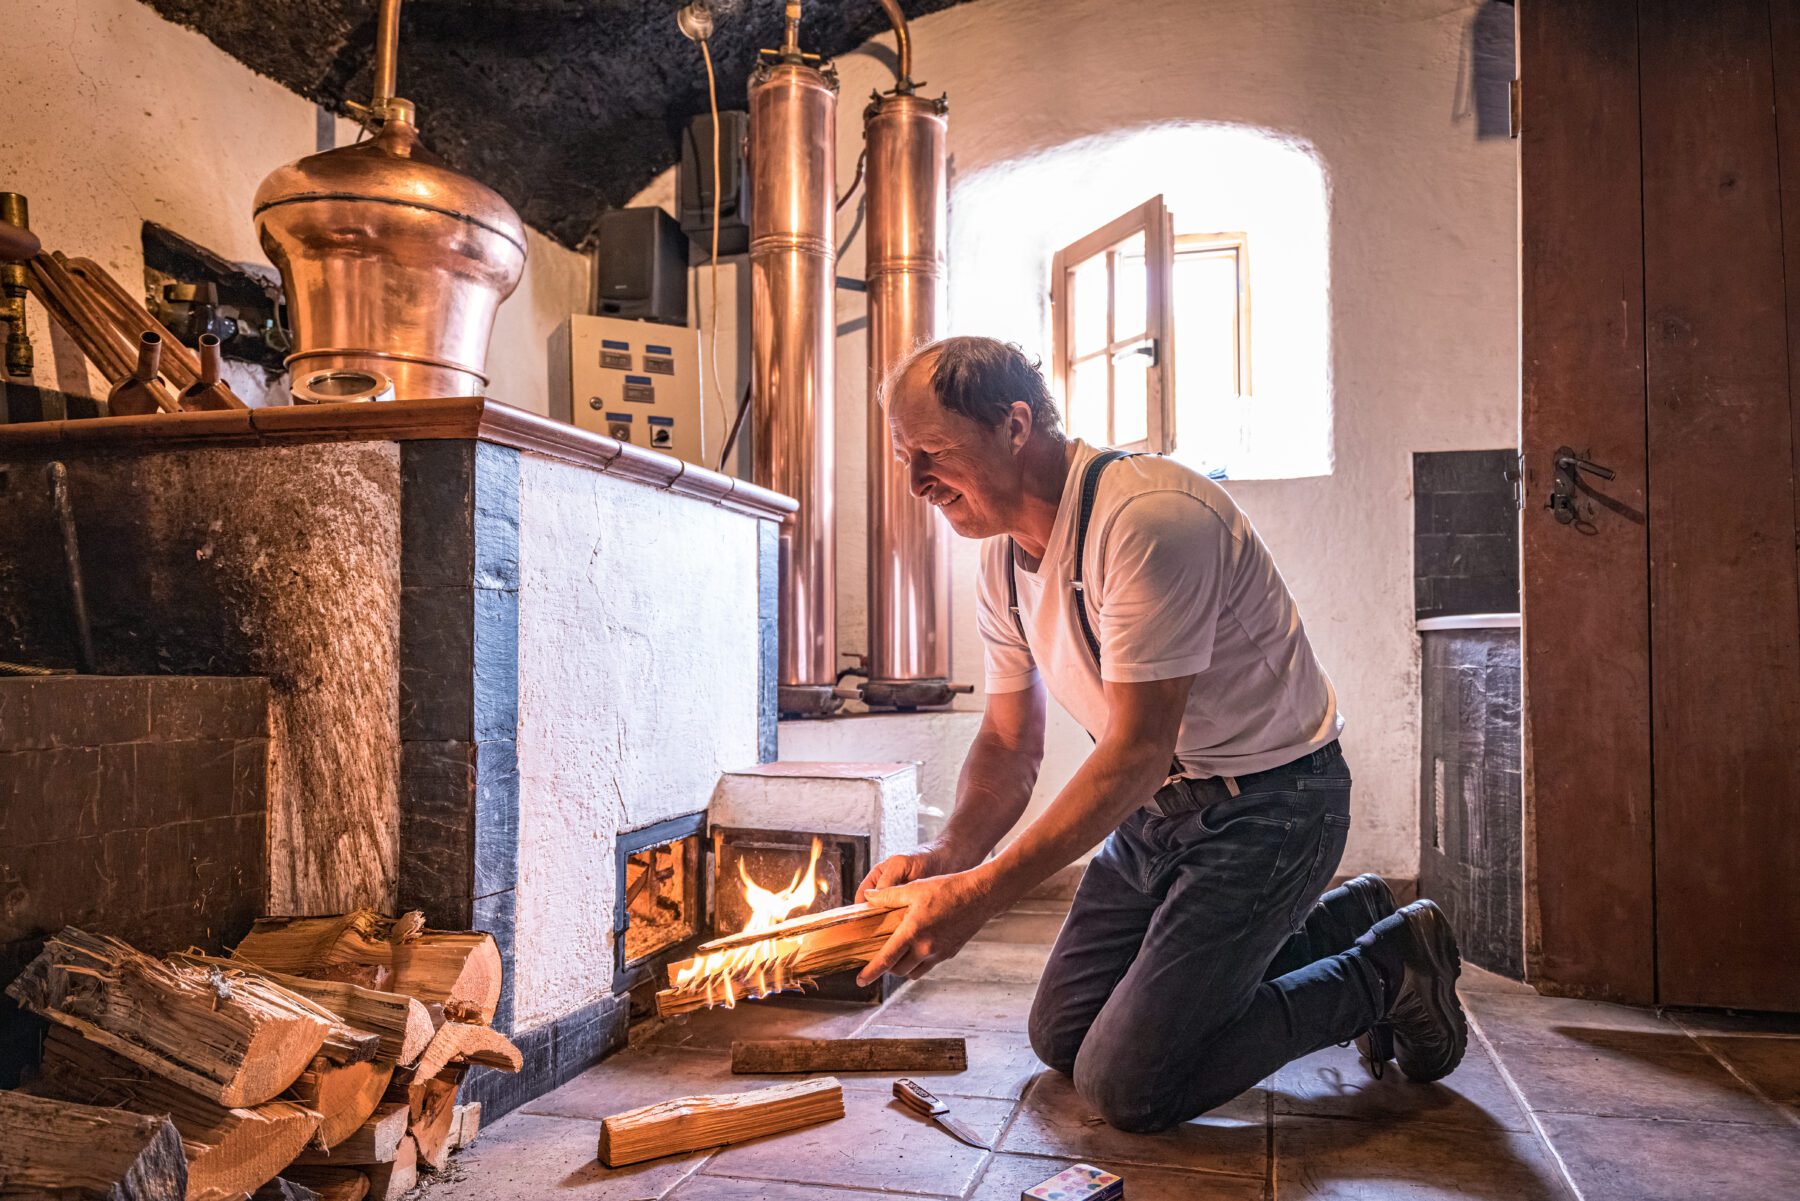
[[1050, 197, 1176, 452], [1172, 230, 1253, 404]]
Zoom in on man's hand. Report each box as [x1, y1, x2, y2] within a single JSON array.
[[855, 868, 1000, 986], [855, 843, 971, 902]]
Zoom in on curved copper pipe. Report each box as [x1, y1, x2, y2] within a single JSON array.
[[876, 0, 912, 87]]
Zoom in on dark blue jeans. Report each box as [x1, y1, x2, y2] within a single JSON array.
[[1027, 751, 1384, 1132]]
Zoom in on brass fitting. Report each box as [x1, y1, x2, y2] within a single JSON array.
[[0, 192, 33, 377]]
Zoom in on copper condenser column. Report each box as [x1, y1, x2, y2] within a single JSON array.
[[862, 10, 963, 710], [750, 11, 840, 718]]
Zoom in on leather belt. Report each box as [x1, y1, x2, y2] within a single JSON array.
[[1146, 739, 1344, 818]]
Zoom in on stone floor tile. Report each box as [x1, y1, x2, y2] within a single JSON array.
[[1691, 1035, 1800, 1112], [1537, 1113, 1800, 1201], [1466, 991, 1685, 1048], [667, 1177, 901, 1200], [1272, 1035, 1531, 1131], [853, 1024, 1046, 1099], [967, 1152, 1267, 1200], [1488, 1032, 1786, 1125], [999, 1070, 1267, 1177], [1460, 964, 1537, 995], [932, 939, 1051, 984], [523, 1043, 782, 1119], [420, 1112, 703, 1200], [698, 1086, 1015, 1196], [974, 909, 1068, 945], [1275, 1114, 1572, 1199], [880, 979, 1038, 1032], [1667, 1007, 1800, 1037], [646, 995, 875, 1051]]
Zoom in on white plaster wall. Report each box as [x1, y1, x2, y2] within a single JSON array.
[[0, 0, 586, 414], [642, 0, 1517, 878], [512, 454, 762, 1028], [712, 763, 918, 864]]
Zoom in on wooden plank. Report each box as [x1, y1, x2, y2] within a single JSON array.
[[1640, 0, 1800, 1010], [291, 1102, 410, 1166], [1518, 0, 1657, 1002], [597, 1078, 845, 1167], [731, 1037, 967, 1075]]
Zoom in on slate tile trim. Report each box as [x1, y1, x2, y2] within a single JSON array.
[[1412, 448, 1520, 618], [398, 440, 522, 1032]]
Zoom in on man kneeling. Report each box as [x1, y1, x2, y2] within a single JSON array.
[[855, 337, 1466, 1132]]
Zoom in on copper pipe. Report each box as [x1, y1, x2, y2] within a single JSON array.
[[372, 0, 402, 114], [864, 90, 954, 704], [26, 257, 133, 381], [750, 57, 840, 712], [108, 331, 167, 416], [875, 0, 913, 88], [179, 334, 246, 410], [65, 256, 201, 387]]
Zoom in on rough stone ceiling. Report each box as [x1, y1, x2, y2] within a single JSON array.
[[144, 0, 972, 247]]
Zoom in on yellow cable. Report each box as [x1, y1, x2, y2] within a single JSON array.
[[700, 36, 729, 471]]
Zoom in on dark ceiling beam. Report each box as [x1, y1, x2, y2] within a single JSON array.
[[144, 0, 972, 247]]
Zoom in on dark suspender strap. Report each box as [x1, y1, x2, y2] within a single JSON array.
[[1071, 450, 1132, 665]]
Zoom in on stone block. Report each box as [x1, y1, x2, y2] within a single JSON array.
[[712, 761, 920, 863]]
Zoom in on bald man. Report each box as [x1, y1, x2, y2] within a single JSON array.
[[853, 336, 1466, 1132]]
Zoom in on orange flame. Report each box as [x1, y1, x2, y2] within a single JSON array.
[[669, 837, 825, 1008]]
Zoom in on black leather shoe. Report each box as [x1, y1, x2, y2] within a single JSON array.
[[1339, 875, 1399, 1076], [1384, 899, 1467, 1082]]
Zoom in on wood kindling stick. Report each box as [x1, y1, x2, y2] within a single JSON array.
[[597, 1077, 845, 1167], [654, 901, 905, 1017], [731, 1036, 968, 1075]]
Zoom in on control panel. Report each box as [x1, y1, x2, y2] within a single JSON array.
[[550, 315, 704, 466]]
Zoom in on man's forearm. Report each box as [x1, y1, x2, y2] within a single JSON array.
[[972, 738, 1169, 908], [933, 732, 1039, 870]]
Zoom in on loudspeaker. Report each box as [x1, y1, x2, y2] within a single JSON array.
[[592, 206, 688, 325], [679, 110, 750, 258]]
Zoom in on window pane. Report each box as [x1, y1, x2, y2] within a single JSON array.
[[1070, 255, 1109, 357], [1113, 233, 1147, 341], [1114, 350, 1148, 446], [1068, 358, 1110, 444], [1173, 249, 1242, 467]]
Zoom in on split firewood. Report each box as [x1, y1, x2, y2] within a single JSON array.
[[32, 1024, 320, 1201], [449, 1102, 482, 1152], [409, 1020, 523, 1082], [282, 1167, 370, 1201], [655, 902, 906, 1016], [290, 1102, 410, 1167], [252, 1179, 322, 1201], [234, 910, 504, 1025], [7, 927, 331, 1107], [384, 1065, 464, 1172], [362, 1135, 417, 1201], [288, 1056, 396, 1152], [596, 1077, 846, 1167], [731, 1036, 968, 1075], [176, 951, 434, 1066], [0, 1090, 187, 1201]]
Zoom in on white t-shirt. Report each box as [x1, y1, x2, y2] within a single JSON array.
[[975, 440, 1343, 778]]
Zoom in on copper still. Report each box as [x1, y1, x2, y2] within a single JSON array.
[[253, 0, 526, 401], [862, 5, 962, 710], [750, 4, 840, 717]]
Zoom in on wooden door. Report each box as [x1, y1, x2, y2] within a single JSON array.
[[1520, 0, 1800, 1010], [1518, 0, 1656, 1004]]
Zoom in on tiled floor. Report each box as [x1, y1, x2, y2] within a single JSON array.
[[423, 897, 1800, 1200]]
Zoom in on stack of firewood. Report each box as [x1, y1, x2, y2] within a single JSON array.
[[0, 911, 519, 1201]]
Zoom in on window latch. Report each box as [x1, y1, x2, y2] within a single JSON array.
[[1111, 338, 1159, 367]]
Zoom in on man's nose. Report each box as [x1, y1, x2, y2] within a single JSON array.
[[906, 454, 932, 499]]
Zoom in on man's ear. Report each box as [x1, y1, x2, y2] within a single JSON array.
[[1008, 400, 1035, 453]]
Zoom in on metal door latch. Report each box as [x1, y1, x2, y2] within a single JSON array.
[[1548, 446, 1616, 529]]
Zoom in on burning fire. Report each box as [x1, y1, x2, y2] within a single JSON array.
[[669, 837, 825, 1008]]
